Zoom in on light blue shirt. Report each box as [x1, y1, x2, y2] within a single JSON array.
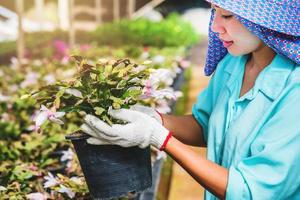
[[192, 53, 300, 200]]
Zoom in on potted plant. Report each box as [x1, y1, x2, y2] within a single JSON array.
[[25, 56, 177, 199]]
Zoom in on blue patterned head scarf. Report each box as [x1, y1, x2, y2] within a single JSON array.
[[204, 0, 300, 76]]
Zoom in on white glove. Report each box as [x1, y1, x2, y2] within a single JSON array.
[[80, 108, 172, 150], [130, 104, 163, 124]]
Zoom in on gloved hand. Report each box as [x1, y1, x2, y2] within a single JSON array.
[[80, 108, 172, 150], [130, 104, 163, 124]]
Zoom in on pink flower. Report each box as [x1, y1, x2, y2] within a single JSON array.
[[179, 59, 191, 69], [80, 44, 91, 52], [53, 40, 69, 60], [33, 105, 65, 131]]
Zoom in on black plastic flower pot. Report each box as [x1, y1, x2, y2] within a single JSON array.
[[65, 131, 152, 200]]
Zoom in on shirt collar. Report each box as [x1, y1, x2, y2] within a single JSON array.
[[225, 54, 296, 101], [254, 54, 295, 100]]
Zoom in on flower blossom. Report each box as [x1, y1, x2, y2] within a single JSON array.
[[61, 148, 74, 162], [26, 192, 48, 200], [0, 93, 10, 102], [20, 72, 39, 88], [33, 105, 65, 131], [43, 74, 56, 84], [65, 88, 83, 98], [61, 148, 74, 168], [0, 186, 7, 191], [149, 69, 175, 86], [140, 79, 177, 100], [155, 99, 171, 114], [43, 173, 60, 188], [152, 55, 165, 64], [58, 185, 75, 198]]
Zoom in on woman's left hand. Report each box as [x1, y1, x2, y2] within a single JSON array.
[[80, 108, 171, 149]]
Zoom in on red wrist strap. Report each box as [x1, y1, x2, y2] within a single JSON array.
[[159, 131, 173, 151], [155, 110, 164, 125]]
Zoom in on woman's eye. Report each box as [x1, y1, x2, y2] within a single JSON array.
[[222, 15, 233, 19]]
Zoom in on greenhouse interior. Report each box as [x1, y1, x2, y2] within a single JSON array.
[[0, 0, 212, 199]]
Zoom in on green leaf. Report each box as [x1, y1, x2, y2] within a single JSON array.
[[123, 89, 142, 98], [112, 102, 121, 109], [109, 96, 124, 104], [116, 80, 127, 89], [94, 107, 105, 116], [103, 115, 113, 126], [71, 55, 83, 64], [54, 89, 66, 109], [20, 94, 30, 99], [104, 65, 113, 77], [106, 80, 118, 85]]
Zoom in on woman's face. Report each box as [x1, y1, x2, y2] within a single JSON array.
[[211, 5, 263, 56]]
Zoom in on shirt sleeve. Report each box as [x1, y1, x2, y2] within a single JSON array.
[[192, 84, 214, 143], [226, 87, 300, 199]]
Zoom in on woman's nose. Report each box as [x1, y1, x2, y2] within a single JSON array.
[[211, 13, 226, 34]]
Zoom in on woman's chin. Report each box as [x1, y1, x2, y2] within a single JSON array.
[[227, 47, 247, 57]]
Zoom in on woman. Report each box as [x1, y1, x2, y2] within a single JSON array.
[[81, 1, 300, 199]]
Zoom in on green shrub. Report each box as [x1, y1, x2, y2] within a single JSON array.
[[92, 14, 200, 47]]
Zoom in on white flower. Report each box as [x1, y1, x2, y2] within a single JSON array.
[[155, 99, 171, 114], [0, 186, 7, 191], [131, 65, 147, 73], [43, 74, 56, 84], [151, 88, 177, 100], [152, 55, 165, 64], [58, 185, 75, 198], [61, 148, 74, 162], [33, 105, 65, 131], [140, 51, 149, 60], [62, 69, 76, 79], [26, 192, 48, 200], [140, 80, 157, 99], [65, 88, 83, 98], [149, 69, 174, 86], [43, 173, 60, 188], [20, 72, 39, 88], [0, 94, 10, 102]]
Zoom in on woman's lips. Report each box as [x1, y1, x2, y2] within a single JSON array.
[[222, 40, 233, 48]]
